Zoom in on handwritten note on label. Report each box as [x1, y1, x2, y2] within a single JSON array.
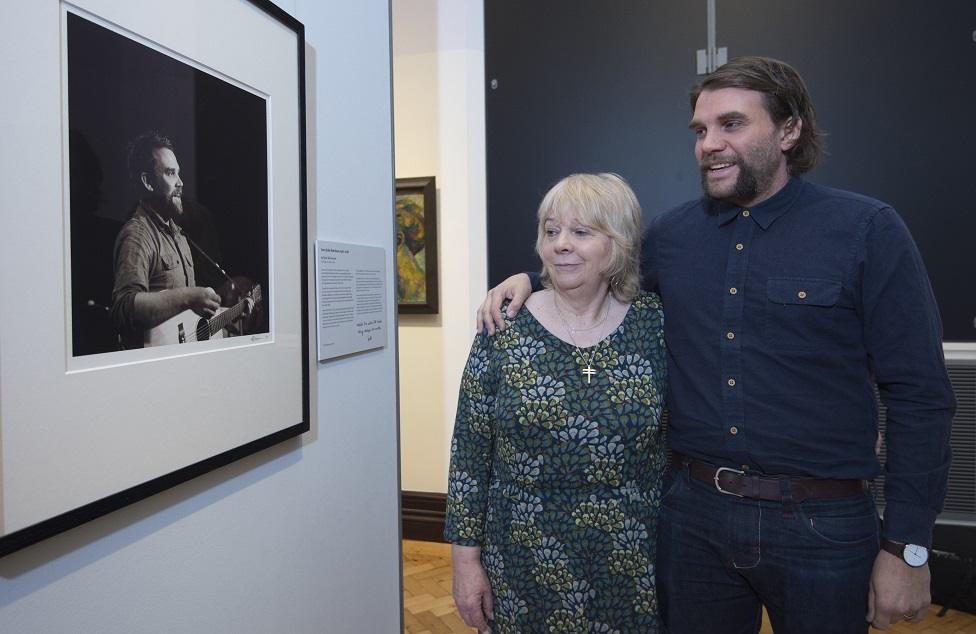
[[316, 241, 387, 360]]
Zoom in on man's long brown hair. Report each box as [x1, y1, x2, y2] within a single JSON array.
[[690, 56, 827, 176]]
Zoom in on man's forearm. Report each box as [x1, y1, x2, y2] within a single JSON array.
[[865, 209, 955, 547], [881, 416, 953, 548], [132, 288, 195, 330]]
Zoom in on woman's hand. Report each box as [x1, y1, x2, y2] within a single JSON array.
[[476, 273, 532, 335], [452, 545, 494, 632]]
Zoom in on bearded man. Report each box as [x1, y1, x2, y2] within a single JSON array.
[[111, 131, 220, 348]]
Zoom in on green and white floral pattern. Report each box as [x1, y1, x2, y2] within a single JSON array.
[[445, 292, 667, 632]]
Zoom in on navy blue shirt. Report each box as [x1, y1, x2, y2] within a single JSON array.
[[645, 177, 954, 547]]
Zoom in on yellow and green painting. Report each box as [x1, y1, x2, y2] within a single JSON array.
[[396, 192, 427, 304]]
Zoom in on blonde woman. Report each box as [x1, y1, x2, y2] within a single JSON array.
[[444, 173, 667, 633]]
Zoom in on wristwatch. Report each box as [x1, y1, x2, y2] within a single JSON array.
[[880, 539, 929, 567]]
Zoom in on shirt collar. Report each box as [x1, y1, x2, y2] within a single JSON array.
[[711, 176, 804, 229], [139, 200, 181, 236]]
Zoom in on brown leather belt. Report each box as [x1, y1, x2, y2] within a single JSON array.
[[674, 452, 866, 503]]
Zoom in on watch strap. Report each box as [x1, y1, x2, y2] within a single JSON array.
[[880, 538, 928, 567], [880, 538, 905, 559]]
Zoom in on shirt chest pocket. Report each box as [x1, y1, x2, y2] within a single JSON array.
[[152, 248, 191, 289], [764, 277, 846, 350], [160, 252, 180, 271]]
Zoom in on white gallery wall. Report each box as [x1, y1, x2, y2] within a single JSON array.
[[0, 1, 402, 632], [394, 0, 487, 494]]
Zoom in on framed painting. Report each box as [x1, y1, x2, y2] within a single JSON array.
[[395, 176, 439, 314], [0, 0, 309, 556]]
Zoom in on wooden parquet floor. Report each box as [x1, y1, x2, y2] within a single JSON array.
[[403, 539, 470, 634], [402, 539, 976, 633]]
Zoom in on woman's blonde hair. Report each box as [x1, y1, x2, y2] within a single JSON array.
[[535, 173, 642, 301]]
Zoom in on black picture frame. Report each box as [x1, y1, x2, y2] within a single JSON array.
[[396, 176, 439, 314], [0, 0, 309, 558]]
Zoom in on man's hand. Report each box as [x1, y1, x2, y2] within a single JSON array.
[[476, 273, 532, 335], [133, 286, 221, 329], [183, 286, 221, 318], [866, 549, 931, 629], [452, 545, 493, 633]]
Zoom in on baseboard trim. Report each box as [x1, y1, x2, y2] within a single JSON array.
[[402, 490, 447, 543]]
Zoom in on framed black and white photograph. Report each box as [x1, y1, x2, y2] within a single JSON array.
[[395, 176, 439, 314], [67, 10, 271, 355], [0, 0, 309, 556]]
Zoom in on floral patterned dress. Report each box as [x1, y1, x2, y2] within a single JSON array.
[[445, 291, 667, 633]]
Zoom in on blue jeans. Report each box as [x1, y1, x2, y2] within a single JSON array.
[[657, 463, 880, 634]]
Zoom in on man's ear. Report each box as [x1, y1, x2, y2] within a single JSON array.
[[140, 172, 154, 192], [780, 117, 802, 151]]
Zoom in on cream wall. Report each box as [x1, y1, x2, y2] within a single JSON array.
[[394, 0, 487, 494]]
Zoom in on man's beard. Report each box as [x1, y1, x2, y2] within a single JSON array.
[[700, 162, 759, 204], [153, 192, 183, 217], [700, 144, 779, 205]]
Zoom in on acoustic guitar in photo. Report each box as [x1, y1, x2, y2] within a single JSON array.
[[144, 284, 262, 347]]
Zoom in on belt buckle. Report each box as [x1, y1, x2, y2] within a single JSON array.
[[714, 466, 745, 497]]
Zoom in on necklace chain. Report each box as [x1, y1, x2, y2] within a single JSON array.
[[552, 291, 611, 384], [561, 292, 611, 335], [553, 290, 611, 336]]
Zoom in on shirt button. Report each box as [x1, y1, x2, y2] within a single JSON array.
[[728, 378, 736, 387], [742, 210, 751, 217], [726, 331, 735, 340], [797, 290, 807, 299], [729, 287, 738, 295], [735, 243, 744, 251], [729, 426, 739, 435]]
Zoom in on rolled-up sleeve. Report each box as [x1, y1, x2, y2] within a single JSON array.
[[111, 221, 155, 333]]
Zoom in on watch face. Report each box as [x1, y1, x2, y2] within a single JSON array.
[[904, 544, 928, 567]]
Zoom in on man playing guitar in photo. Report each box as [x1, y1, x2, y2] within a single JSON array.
[[111, 131, 257, 349]]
